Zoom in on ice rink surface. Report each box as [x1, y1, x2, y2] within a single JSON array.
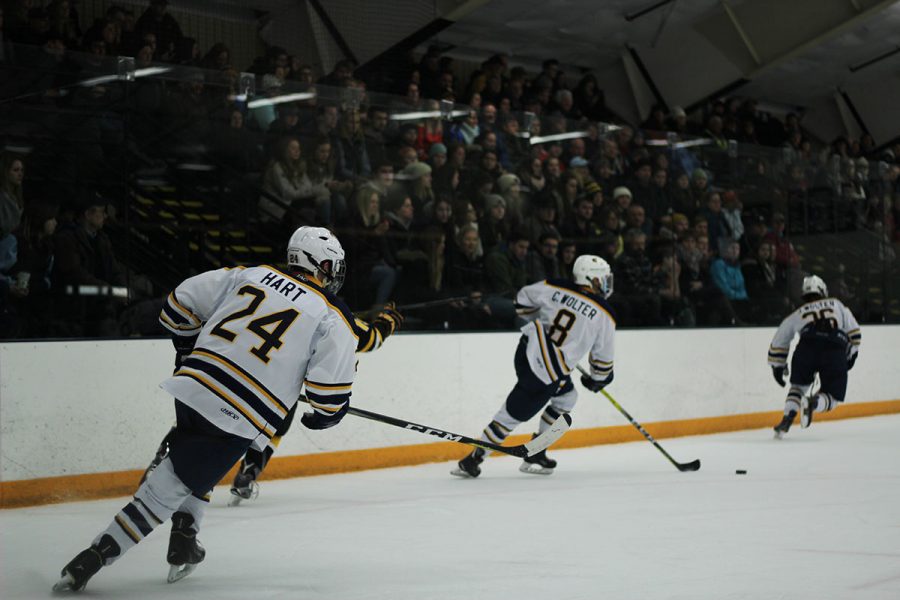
[[3, 414, 900, 600]]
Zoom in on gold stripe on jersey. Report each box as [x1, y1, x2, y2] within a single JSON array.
[[167, 292, 201, 326], [554, 344, 571, 374], [191, 349, 288, 416], [305, 380, 352, 392], [261, 266, 359, 341], [159, 312, 202, 333], [545, 282, 616, 325], [533, 322, 558, 381], [308, 397, 345, 413], [175, 370, 275, 438]]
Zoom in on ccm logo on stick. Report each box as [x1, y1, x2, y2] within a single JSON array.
[[405, 424, 462, 442]]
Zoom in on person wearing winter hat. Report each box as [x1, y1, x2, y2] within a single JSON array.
[[428, 143, 448, 170], [399, 161, 434, 211]]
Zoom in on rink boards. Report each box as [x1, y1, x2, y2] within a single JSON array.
[[1, 326, 899, 507]]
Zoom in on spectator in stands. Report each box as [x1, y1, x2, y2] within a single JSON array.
[[399, 161, 433, 213], [52, 196, 127, 336], [47, 0, 80, 47], [428, 143, 447, 170], [521, 192, 561, 248], [700, 191, 728, 255], [655, 251, 694, 326], [479, 194, 509, 254], [710, 238, 749, 322], [348, 185, 396, 306], [480, 102, 498, 134], [333, 108, 371, 182], [384, 184, 427, 300], [211, 108, 263, 173], [691, 168, 710, 198], [611, 186, 632, 224], [12, 200, 57, 336], [763, 212, 801, 269], [260, 136, 316, 226], [0, 155, 25, 239], [136, 0, 182, 62], [525, 231, 561, 282], [614, 229, 662, 326], [447, 109, 480, 148], [363, 106, 390, 168], [307, 137, 352, 225], [447, 224, 486, 295], [500, 115, 528, 169], [721, 190, 744, 243], [200, 42, 230, 71], [559, 172, 580, 217], [742, 240, 789, 324], [485, 228, 529, 296], [670, 170, 697, 217], [646, 166, 672, 225], [625, 204, 653, 238], [414, 99, 443, 159], [518, 157, 546, 197], [560, 195, 600, 255]]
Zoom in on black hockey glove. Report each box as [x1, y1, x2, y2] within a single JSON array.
[[581, 372, 612, 393], [772, 366, 786, 387], [373, 301, 404, 338], [301, 403, 349, 430], [172, 334, 199, 370], [847, 353, 858, 371]]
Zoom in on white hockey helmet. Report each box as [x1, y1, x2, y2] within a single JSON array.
[[286, 226, 347, 293], [801, 274, 827, 298], [573, 254, 613, 298]]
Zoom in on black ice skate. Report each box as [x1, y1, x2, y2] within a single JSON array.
[[167, 512, 205, 583], [800, 395, 817, 429], [228, 462, 260, 506], [773, 410, 797, 439], [451, 449, 485, 478], [52, 534, 120, 592], [519, 447, 557, 475]]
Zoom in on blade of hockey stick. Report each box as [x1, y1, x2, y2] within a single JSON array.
[[298, 397, 571, 458], [576, 366, 701, 472]]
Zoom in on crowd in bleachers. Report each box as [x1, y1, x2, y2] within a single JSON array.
[[1, 1, 899, 338]]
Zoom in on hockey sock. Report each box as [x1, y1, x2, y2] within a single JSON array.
[[813, 393, 835, 413], [92, 458, 192, 564], [480, 420, 511, 448], [538, 405, 569, 434], [785, 387, 803, 415], [175, 494, 209, 533]]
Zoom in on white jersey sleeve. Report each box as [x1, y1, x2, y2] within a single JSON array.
[[158, 266, 358, 447], [517, 279, 617, 386], [768, 298, 861, 367]]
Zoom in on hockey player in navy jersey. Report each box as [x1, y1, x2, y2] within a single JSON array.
[[53, 227, 360, 592], [452, 255, 616, 477], [768, 274, 861, 438]]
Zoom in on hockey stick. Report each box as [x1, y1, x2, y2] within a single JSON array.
[[299, 397, 572, 458], [576, 366, 701, 472]]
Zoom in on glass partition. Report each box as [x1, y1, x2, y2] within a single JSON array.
[[1, 41, 897, 339]]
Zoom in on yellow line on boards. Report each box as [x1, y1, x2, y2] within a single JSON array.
[[2, 400, 899, 509]]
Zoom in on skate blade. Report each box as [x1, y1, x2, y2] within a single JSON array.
[[227, 494, 244, 507], [167, 563, 197, 583], [519, 463, 554, 475], [52, 574, 76, 592], [773, 430, 785, 440], [450, 468, 477, 478]]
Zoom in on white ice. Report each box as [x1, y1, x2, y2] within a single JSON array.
[[3, 415, 900, 600]]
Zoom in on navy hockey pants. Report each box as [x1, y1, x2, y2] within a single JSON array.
[[505, 337, 574, 422], [789, 338, 849, 401], [169, 401, 254, 496]]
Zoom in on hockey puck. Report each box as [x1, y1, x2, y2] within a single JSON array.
[[735, 469, 747, 475]]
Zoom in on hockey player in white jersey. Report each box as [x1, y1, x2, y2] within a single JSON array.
[[227, 303, 402, 505], [768, 274, 861, 438], [53, 227, 359, 592], [452, 255, 616, 477]]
